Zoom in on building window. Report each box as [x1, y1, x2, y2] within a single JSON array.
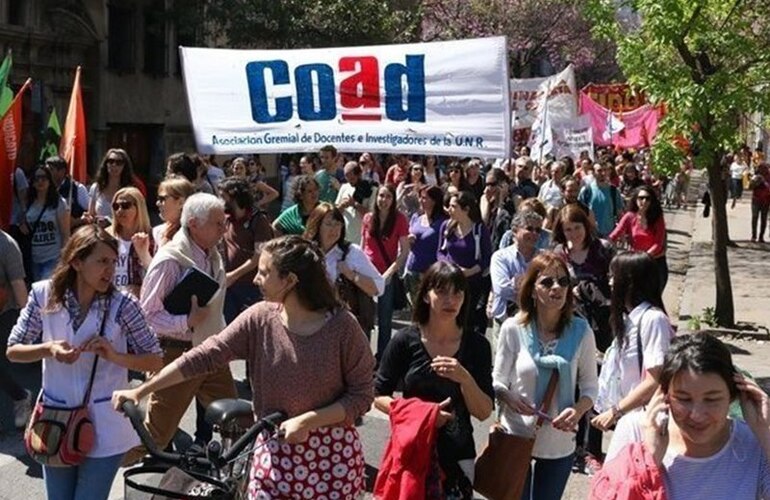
[[108, 5, 135, 72], [144, 0, 167, 76], [8, 0, 25, 26]]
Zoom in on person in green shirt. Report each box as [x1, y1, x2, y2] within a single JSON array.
[[316, 144, 341, 203], [273, 175, 320, 235]]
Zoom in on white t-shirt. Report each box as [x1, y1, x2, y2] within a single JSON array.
[[89, 183, 113, 218], [492, 315, 598, 459], [114, 238, 132, 289], [324, 244, 385, 296], [607, 412, 770, 500], [538, 178, 564, 209], [731, 162, 749, 180], [595, 303, 673, 412]]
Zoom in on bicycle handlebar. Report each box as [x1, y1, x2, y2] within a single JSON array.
[[121, 399, 286, 469]]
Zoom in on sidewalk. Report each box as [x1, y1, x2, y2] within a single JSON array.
[[678, 187, 770, 334]]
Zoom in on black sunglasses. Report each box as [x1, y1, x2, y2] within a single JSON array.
[[538, 276, 571, 288], [106, 158, 125, 166], [523, 225, 541, 233], [485, 181, 499, 187], [112, 201, 135, 211], [637, 195, 651, 200]]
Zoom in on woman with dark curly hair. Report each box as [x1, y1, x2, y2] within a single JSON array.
[[271, 174, 320, 235]]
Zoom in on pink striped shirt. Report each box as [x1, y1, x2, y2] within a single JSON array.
[[139, 241, 213, 342]]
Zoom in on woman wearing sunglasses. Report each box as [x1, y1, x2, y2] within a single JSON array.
[[152, 175, 196, 249], [591, 252, 674, 434], [25, 165, 70, 281], [88, 149, 135, 221], [107, 188, 153, 298], [609, 186, 668, 293], [492, 252, 598, 500]]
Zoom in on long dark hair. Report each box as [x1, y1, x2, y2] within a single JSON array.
[[421, 185, 446, 223], [412, 261, 469, 328], [96, 148, 134, 190], [261, 235, 341, 312], [609, 252, 667, 345], [370, 184, 398, 239], [445, 191, 481, 237], [28, 165, 60, 210], [628, 185, 663, 226]]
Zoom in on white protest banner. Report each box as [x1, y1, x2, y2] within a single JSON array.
[[553, 115, 594, 161], [180, 37, 510, 157], [510, 64, 578, 130]]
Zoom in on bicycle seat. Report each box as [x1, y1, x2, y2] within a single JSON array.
[[205, 398, 254, 426]]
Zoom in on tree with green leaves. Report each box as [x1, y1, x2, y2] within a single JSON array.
[[172, 0, 420, 49], [588, 0, 770, 326]]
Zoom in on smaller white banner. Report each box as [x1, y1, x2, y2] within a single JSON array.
[[553, 116, 594, 161]]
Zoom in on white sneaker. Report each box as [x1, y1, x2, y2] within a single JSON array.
[[13, 390, 33, 428]]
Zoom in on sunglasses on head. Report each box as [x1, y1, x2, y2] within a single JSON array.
[[112, 201, 135, 211], [538, 276, 570, 288]]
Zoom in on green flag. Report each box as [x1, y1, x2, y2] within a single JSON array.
[[40, 107, 61, 160], [0, 51, 13, 117]]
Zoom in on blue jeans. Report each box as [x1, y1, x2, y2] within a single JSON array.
[[224, 281, 262, 324], [376, 279, 395, 360], [520, 453, 574, 500], [43, 453, 124, 500], [32, 258, 58, 282]]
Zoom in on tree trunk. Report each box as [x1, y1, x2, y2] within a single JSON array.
[[706, 153, 735, 327]]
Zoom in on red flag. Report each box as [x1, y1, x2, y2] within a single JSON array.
[[60, 66, 86, 184], [0, 78, 31, 230]]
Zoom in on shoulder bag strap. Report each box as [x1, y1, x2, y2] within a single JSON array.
[[27, 204, 48, 240], [635, 306, 652, 377], [536, 370, 560, 427], [81, 296, 112, 407]]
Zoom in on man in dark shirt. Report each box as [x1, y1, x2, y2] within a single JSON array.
[[510, 156, 539, 201]]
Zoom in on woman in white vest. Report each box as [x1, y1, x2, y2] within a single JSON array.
[[7, 225, 163, 500]]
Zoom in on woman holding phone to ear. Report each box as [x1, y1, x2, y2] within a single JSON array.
[[594, 334, 770, 500]]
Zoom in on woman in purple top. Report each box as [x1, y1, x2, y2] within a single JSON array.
[[404, 186, 447, 304], [437, 191, 492, 337]]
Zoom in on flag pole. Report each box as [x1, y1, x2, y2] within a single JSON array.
[[0, 77, 31, 121], [539, 95, 549, 166]]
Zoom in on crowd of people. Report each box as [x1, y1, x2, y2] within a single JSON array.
[[0, 143, 769, 500]]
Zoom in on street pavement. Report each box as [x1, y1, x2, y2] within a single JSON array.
[[0, 171, 769, 499]]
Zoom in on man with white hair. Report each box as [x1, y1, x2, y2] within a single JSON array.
[[126, 193, 237, 463]]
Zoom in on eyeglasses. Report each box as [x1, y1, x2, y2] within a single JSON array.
[[522, 225, 541, 233], [106, 158, 125, 166], [637, 195, 651, 201], [537, 276, 570, 288], [112, 201, 135, 211]]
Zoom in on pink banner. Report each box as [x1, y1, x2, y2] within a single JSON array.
[[579, 92, 661, 148]]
